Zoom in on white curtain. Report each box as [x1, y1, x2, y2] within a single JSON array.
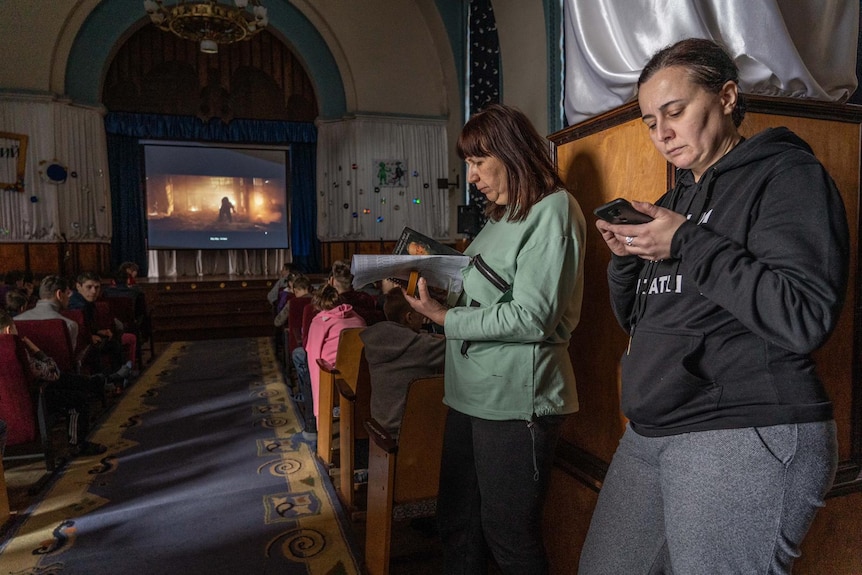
[[564, 0, 860, 125], [147, 248, 288, 278], [0, 94, 111, 242], [316, 116, 449, 242]]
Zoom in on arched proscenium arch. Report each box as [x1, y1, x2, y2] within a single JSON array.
[[64, 0, 347, 118]]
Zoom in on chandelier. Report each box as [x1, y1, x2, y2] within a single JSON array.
[[143, 0, 268, 54]]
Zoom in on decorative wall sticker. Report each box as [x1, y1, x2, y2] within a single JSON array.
[[374, 159, 406, 187], [39, 159, 68, 184]]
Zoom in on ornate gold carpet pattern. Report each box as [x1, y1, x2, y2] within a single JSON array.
[[0, 338, 361, 574]]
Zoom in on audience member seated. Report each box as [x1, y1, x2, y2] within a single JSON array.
[[69, 271, 136, 383], [267, 263, 298, 309], [114, 261, 139, 287], [0, 310, 107, 457], [15, 275, 79, 353], [360, 288, 445, 439], [5, 288, 29, 317], [274, 275, 312, 328], [21, 271, 37, 308], [329, 260, 384, 325], [291, 285, 366, 439], [103, 262, 151, 359]]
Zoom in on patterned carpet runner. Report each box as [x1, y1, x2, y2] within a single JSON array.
[[0, 338, 360, 574]]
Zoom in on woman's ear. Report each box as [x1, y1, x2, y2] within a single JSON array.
[[719, 80, 738, 117]]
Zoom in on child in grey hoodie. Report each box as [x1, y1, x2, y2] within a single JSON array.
[[360, 287, 445, 439]]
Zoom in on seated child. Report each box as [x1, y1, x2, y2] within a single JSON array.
[[274, 274, 312, 328], [292, 284, 366, 437], [360, 287, 445, 439]]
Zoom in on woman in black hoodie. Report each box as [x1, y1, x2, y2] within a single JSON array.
[[580, 38, 849, 575]]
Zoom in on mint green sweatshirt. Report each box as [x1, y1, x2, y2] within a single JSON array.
[[443, 190, 586, 421]]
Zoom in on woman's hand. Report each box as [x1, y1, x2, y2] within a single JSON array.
[[404, 277, 448, 326], [595, 201, 687, 261]]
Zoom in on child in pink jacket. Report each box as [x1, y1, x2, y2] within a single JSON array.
[[303, 285, 366, 429]]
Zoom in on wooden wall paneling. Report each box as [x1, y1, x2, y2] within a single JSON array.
[[68, 243, 111, 278], [553, 103, 668, 464], [27, 244, 63, 277], [740, 103, 862, 492], [0, 243, 26, 274]]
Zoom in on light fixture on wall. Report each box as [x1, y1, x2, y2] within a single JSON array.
[[143, 0, 268, 54]]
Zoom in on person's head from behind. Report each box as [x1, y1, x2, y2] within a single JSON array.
[[0, 309, 16, 335], [383, 287, 424, 332], [280, 262, 297, 279], [39, 275, 71, 308], [117, 261, 139, 284], [5, 289, 28, 316], [22, 271, 34, 295], [637, 38, 745, 181], [291, 275, 312, 297], [329, 260, 353, 293], [457, 103, 564, 223], [76, 271, 101, 303], [4, 270, 23, 288], [312, 284, 341, 312]]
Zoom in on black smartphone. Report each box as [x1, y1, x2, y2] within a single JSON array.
[[593, 198, 653, 225]]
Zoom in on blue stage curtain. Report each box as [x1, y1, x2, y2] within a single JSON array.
[[103, 113, 319, 274], [107, 132, 148, 276]]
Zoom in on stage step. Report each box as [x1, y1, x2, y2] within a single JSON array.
[[141, 277, 278, 343]]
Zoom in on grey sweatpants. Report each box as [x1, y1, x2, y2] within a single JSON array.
[[579, 421, 837, 575]]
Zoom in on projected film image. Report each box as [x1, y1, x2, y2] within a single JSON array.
[[144, 144, 290, 249]]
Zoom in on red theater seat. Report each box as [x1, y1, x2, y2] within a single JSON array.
[[14, 318, 76, 374]]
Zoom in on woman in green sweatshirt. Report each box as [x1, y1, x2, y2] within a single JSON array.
[[407, 104, 586, 574]]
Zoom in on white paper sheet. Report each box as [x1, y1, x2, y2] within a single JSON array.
[[351, 254, 470, 293]]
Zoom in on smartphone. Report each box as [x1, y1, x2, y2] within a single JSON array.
[[593, 198, 653, 225]]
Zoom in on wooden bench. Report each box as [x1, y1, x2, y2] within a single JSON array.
[[332, 328, 371, 515], [363, 375, 447, 575], [315, 327, 366, 469]]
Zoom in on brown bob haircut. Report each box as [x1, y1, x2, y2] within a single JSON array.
[[457, 104, 565, 223]]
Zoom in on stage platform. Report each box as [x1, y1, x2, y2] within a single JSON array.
[[138, 275, 281, 343]]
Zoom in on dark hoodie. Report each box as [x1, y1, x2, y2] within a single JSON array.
[[608, 127, 849, 436], [360, 321, 445, 438]]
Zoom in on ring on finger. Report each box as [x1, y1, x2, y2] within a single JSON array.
[[625, 236, 634, 246]]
